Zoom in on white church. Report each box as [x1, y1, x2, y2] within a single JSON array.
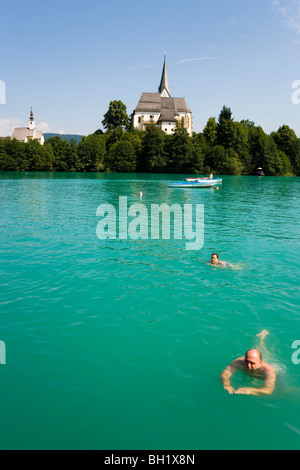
[[11, 108, 44, 145], [133, 56, 193, 136]]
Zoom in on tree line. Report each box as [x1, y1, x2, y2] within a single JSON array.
[[0, 102, 299, 175]]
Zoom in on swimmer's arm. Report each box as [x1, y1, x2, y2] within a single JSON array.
[[234, 386, 273, 396], [235, 370, 276, 396], [261, 368, 276, 395], [221, 261, 237, 269], [221, 359, 242, 394], [227, 263, 235, 269]]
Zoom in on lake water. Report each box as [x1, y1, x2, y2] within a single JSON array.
[[0, 172, 299, 450]]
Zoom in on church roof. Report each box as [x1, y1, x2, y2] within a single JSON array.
[[135, 93, 161, 112], [12, 128, 35, 140], [158, 97, 178, 122], [173, 97, 191, 112], [134, 93, 191, 122], [11, 127, 43, 141]]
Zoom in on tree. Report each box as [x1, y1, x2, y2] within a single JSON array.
[[167, 122, 194, 173], [105, 140, 136, 172], [248, 126, 285, 176], [190, 134, 205, 173], [120, 129, 144, 170], [232, 121, 251, 174], [66, 139, 81, 172], [203, 117, 217, 147], [217, 105, 235, 149], [77, 134, 106, 171], [45, 136, 70, 171], [0, 138, 26, 170], [223, 148, 244, 175], [102, 100, 130, 132], [141, 124, 166, 172], [25, 139, 54, 171], [205, 145, 226, 173], [271, 125, 300, 175]]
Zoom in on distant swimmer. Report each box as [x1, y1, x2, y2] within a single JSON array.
[[221, 330, 276, 396], [207, 253, 234, 268]]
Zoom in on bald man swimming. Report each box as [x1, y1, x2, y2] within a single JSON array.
[[221, 331, 276, 396]]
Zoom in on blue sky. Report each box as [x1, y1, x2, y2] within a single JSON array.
[[1, 0, 300, 136]]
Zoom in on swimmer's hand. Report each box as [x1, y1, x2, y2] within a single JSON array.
[[224, 385, 235, 394]]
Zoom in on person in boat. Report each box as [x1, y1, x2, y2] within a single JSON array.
[[220, 330, 276, 395]]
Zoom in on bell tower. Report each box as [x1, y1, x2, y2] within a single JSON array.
[[29, 107, 35, 130]]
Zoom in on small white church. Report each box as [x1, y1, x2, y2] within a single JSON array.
[[133, 56, 193, 136], [11, 108, 44, 145]]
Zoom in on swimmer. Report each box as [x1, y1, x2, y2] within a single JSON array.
[[207, 253, 232, 268], [220, 330, 276, 396], [207, 253, 241, 270]]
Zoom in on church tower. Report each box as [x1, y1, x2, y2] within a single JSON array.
[[158, 54, 171, 97], [29, 107, 35, 130]]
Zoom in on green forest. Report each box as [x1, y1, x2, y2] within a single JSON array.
[[0, 102, 299, 176]]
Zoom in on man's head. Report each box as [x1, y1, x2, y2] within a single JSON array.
[[211, 253, 219, 264], [244, 349, 262, 370]]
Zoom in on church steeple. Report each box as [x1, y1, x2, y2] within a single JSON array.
[[158, 53, 171, 97], [29, 107, 35, 130]]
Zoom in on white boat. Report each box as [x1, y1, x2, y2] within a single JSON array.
[[185, 177, 222, 184], [168, 181, 215, 188]]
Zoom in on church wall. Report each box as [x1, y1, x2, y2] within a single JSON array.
[[133, 111, 161, 131], [133, 110, 193, 136], [159, 121, 176, 134], [177, 112, 193, 136]]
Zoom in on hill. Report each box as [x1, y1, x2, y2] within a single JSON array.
[[44, 133, 84, 143]]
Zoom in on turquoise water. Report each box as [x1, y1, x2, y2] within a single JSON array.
[[0, 172, 299, 450]]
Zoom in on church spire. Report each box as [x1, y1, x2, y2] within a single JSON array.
[[158, 53, 171, 97], [29, 107, 35, 130]]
